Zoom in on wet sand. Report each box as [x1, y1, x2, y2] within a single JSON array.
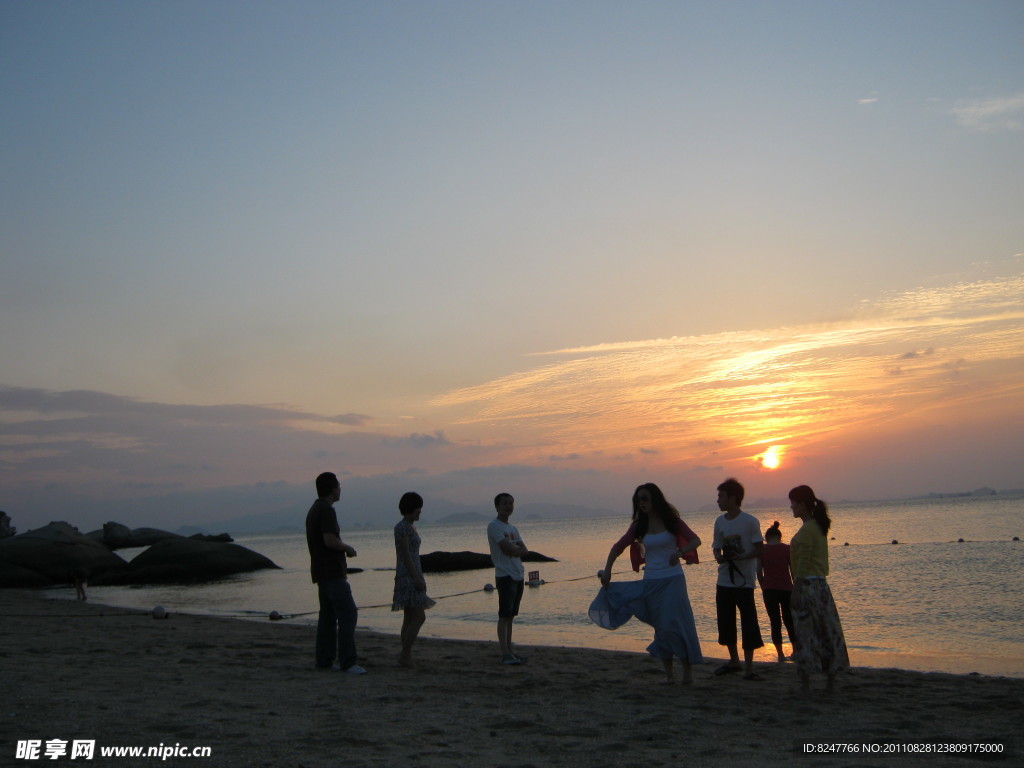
[[1, 590, 1020, 767]]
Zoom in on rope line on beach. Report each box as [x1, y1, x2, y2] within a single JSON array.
[[17, 563, 705, 621], [266, 561, 679, 622], [4, 576, 603, 621], [273, 568, 623, 619], [5, 611, 152, 618]]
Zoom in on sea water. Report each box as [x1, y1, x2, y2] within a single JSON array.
[[62, 494, 1024, 677]]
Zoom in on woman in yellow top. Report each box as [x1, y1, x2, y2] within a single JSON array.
[[789, 485, 849, 693]]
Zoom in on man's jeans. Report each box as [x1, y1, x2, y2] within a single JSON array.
[[316, 577, 358, 670]]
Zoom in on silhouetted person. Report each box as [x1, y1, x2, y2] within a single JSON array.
[[789, 484, 849, 693], [392, 491, 435, 668], [71, 567, 88, 601], [487, 492, 528, 665], [305, 472, 365, 674], [757, 521, 797, 662], [592, 483, 702, 683], [712, 478, 765, 680]]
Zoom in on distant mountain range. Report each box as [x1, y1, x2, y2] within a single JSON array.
[[178, 499, 618, 536], [173, 486, 1024, 536]]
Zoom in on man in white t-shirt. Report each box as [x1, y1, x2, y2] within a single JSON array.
[[487, 492, 529, 665], [712, 478, 765, 680]]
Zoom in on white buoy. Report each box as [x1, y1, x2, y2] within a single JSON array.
[[152, 606, 168, 619]]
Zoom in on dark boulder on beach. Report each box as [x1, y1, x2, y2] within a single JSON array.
[[92, 521, 133, 547], [109, 524, 182, 548], [0, 561, 53, 588], [86, 522, 235, 550], [191, 532, 234, 543], [96, 538, 279, 585], [420, 551, 492, 572], [419, 550, 557, 573], [0, 521, 128, 587], [0, 510, 16, 539]]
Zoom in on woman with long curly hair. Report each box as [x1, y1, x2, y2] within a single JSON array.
[[589, 483, 702, 683]]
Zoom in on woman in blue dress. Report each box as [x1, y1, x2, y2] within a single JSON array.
[[590, 483, 703, 683]]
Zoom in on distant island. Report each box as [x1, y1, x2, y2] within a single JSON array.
[[696, 487, 1023, 513], [430, 511, 491, 525], [148, 487, 1022, 537], [917, 487, 1005, 498]]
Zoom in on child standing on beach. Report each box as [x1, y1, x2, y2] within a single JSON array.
[[757, 521, 797, 663]]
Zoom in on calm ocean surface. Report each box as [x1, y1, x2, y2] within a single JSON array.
[[56, 494, 1024, 678]]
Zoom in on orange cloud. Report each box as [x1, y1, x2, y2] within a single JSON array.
[[432, 274, 1024, 474]]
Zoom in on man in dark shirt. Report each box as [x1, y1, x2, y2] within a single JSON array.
[[305, 472, 365, 674]]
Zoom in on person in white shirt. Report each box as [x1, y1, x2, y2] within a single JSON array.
[[487, 492, 529, 665], [711, 477, 765, 680]]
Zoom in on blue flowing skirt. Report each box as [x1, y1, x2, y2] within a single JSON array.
[[588, 573, 703, 663]]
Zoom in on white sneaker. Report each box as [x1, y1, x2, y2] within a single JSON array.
[[344, 664, 367, 675]]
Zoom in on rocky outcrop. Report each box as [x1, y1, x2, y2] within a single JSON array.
[[0, 511, 16, 539], [97, 538, 279, 585], [0, 561, 52, 588], [87, 522, 234, 550], [191, 532, 233, 543], [0, 520, 266, 588], [419, 550, 557, 573], [0, 522, 128, 587]]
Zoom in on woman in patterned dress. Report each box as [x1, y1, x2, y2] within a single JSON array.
[[789, 485, 849, 694], [393, 491, 436, 667]]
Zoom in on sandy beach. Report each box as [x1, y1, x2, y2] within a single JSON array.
[[1, 590, 1020, 768]]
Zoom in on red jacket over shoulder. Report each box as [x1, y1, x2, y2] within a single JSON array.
[[611, 518, 700, 571]]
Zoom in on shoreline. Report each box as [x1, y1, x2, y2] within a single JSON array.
[[38, 583, 1024, 680], [3, 589, 1022, 767]]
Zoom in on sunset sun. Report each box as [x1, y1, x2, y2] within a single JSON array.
[[759, 444, 784, 470]]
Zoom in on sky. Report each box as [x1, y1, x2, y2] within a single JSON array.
[[2, 1, 1022, 532]]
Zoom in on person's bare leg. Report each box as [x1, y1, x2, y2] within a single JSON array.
[[497, 617, 512, 657], [399, 607, 425, 667]]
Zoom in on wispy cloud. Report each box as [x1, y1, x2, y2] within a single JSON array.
[[0, 387, 372, 427], [4, 272, 1022, 525], [952, 93, 1024, 132], [0, 389, 461, 508], [433, 274, 1024, 470]]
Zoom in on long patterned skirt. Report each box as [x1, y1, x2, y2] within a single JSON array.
[[792, 579, 849, 675]]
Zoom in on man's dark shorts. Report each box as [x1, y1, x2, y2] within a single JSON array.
[[716, 585, 764, 650], [496, 575, 525, 618]]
